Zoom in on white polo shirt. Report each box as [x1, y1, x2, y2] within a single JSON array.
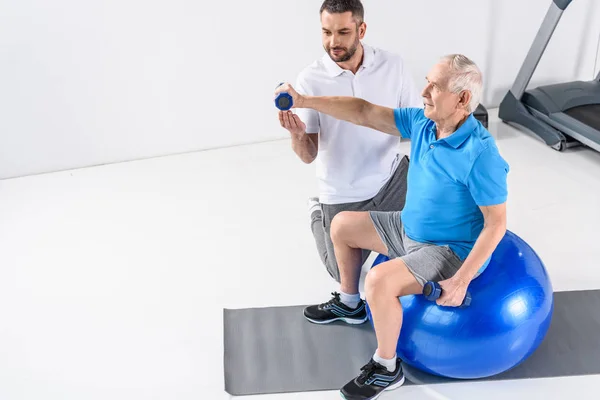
[[295, 42, 423, 205]]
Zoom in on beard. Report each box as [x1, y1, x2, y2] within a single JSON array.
[[325, 37, 359, 63]]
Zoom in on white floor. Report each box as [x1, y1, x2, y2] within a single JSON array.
[[1, 109, 599, 400]]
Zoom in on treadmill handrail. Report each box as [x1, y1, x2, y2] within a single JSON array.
[[553, 0, 573, 10], [510, 1, 568, 99]]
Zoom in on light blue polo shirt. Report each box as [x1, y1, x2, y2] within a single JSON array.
[[394, 108, 509, 274]]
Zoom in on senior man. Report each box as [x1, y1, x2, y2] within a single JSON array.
[[275, 54, 509, 400]]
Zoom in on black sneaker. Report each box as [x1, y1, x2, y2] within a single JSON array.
[[340, 358, 405, 400], [303, 292, 367, 324]]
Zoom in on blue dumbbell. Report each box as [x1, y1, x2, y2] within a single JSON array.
[[275, 82, 294, 111], [422, 281, 472, 308]]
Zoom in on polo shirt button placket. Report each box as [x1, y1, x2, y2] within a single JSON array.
[[423, 143, 435, 162]]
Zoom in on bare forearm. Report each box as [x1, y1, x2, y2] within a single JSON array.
[[456, 223, 506, 282], [291, 133, 318, 163], [301, 96, 368, 126]]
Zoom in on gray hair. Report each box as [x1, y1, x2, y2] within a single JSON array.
[[440, 54, 483, 113]]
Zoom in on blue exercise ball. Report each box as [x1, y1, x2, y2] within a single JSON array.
[[365, 230, 554, 379]]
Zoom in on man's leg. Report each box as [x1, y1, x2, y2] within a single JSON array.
[[308, 197, 332, 272], [309, 198, 374, 283], [367, 249, 466, 360], [308, 155, 409, 282], [339, 235, 464, 400], [303, 211, 388, 324], [337, 259, 420, 400], [371, 155, 409, 212], [331, 212, 389, 295], [365, 259, 422, 359]]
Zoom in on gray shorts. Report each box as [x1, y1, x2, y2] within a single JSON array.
[[369, 211, 463, 286], [313, 155, 409, 283]]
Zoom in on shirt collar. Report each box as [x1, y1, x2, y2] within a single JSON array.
[[434, 114, 477, 148], [322, 42, 375, 77]]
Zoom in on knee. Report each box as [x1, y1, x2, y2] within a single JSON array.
[[366, 261, 419, 301], [365, 267, 390, 300], [330, 211, 354, 245]]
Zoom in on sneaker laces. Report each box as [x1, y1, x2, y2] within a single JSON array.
[[319, 292, 341, 309], [356, 359, 384, 385]]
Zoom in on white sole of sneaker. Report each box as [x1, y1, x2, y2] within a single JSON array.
[[382, 375, 406, 393], [304, 316, 367, 325], [339, 375, 405, 400]]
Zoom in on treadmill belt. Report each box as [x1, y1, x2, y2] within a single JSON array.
[[564, 104, 600, 132]]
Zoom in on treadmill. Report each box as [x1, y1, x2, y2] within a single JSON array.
[[498, 0, 600, 152]]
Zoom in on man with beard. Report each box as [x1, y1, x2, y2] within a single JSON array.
[[278, 0, 422, 284]]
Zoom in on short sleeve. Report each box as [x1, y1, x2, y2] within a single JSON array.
[[393, 108, 424, 139], [466, 146, 510, 206], [294, 75, 319, 134]]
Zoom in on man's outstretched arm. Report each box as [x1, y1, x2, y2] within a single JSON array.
[[275, 83, 401, 136]]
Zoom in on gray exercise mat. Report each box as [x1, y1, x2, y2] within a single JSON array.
[[223, 290, 600, 396]]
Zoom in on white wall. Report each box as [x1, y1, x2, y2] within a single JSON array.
[[1, 0, 599, 179]]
